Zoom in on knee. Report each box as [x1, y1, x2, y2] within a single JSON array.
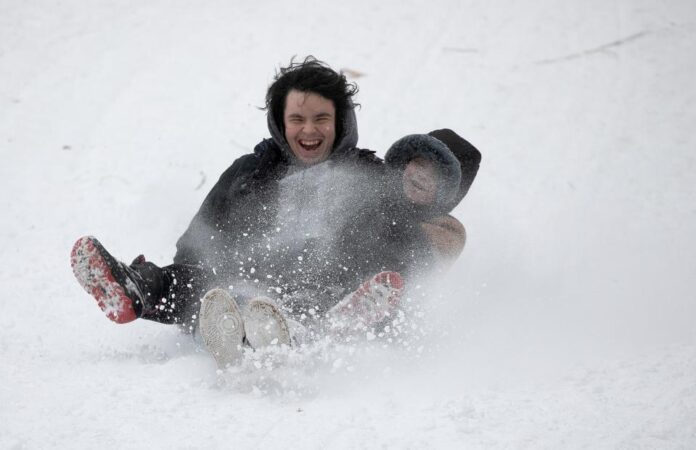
[[421, 215, 466, 262]]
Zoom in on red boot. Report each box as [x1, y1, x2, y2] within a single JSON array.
[[70, 236, 146, 323], [327, 271, 404, 329]]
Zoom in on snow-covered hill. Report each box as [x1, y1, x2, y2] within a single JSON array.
[[1, 0, 695, 448]]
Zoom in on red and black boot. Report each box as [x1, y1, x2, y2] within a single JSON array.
[[326, 271, 405, 331], [70, 236, 148, 324]]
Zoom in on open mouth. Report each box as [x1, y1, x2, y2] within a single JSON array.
[[299, 139, 322, 151]]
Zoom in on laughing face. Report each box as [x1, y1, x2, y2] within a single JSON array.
[[283, 89, 336, 165]]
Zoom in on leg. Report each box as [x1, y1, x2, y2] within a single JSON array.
[[71, 236, 213, 330], [138, 262, 214, 333], [326, 271, 404, 332], [420, 214, 466, 264]]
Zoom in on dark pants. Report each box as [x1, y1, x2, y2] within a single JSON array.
[[133, 261, 216, 333], [130, 260, 367, 332]]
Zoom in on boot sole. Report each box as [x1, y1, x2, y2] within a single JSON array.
[[70, 236, 138, 324], [200, 288, 245, 369], [244, 297, 291, 349], [329, 271, 404, 326]]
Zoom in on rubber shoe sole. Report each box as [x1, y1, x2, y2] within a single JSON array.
[[330, 271, 404, 326], [200, 288, 245, 369], [70, 236, 138, 324], [244, 297, 291, 349]]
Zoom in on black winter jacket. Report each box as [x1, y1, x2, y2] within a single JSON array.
[[173, 137, 431, 315], [170, 102, 486, 316]]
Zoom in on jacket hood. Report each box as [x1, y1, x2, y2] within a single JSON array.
[[427, 128, 481, 209], [385, 134, 462, 216], [267, 100, 359, 164]]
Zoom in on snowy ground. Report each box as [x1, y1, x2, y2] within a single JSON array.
[[1, 0, 696, 448]]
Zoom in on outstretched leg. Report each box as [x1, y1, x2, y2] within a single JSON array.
[[71, 236, 211, 330]]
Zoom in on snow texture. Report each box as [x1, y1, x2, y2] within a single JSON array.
[[1, 0, 696, 448]]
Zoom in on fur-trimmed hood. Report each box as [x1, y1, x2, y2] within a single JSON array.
[[385, 134, 462, 215], [385, 129, 481, 215], [427, 129, 481, 209]]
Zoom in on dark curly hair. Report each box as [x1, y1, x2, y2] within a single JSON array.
[[265, 56, 359, 141]]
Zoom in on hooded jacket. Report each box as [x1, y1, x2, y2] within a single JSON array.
[[172, 107, 479, 316], [173, 104, 404, 315]]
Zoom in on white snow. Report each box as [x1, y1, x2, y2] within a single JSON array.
[[2, 0, 696, 448]]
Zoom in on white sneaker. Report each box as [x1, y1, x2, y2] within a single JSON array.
[[244, 297, 291, 349], [200, 288, 245, 369]]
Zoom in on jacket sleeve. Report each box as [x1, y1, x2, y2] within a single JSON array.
[[173, 155, 257, 266]]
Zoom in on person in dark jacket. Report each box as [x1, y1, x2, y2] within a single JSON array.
[[70, 57, 480, 355], [383, 129, 482, 266]]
